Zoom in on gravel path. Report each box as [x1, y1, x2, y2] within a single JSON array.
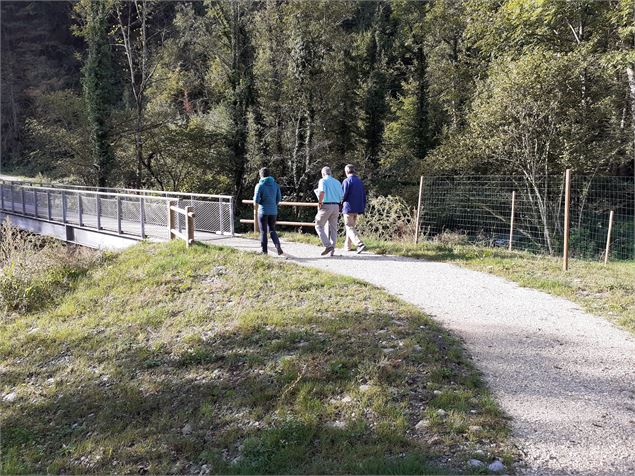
[[205, 235, 635, 475]]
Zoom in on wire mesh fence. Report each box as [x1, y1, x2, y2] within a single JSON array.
[[417, 174, 635, 261]]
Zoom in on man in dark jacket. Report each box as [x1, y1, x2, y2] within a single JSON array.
[[253, 167, 283, 255], [341, 164, 366, 253]]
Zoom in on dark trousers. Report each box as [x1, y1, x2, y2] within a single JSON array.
[[258, 213, 281, 253]]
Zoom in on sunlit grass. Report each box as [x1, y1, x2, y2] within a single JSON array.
[[0, 241, 513, 474]]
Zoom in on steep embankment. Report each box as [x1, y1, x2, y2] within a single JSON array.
[[1, 241, 512, 474]]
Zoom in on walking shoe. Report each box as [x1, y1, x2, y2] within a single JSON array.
[[276, 246, 284, 256], [321, 246, 334, 256], [356, 243, 366, 254]]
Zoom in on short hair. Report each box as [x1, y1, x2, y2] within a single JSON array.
[[345, 164, 356, 175], [321, 166, 332, 176], [259, 167, 270, 178]]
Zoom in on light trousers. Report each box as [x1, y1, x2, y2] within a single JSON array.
[[315, 204, 339, 248], [343, 213, 363, 250]]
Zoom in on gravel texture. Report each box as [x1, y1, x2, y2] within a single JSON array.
[[206, 235, 635, 475]]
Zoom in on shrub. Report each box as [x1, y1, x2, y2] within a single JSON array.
[[356, 195, 416, 242], [0, 220, 101, 315]]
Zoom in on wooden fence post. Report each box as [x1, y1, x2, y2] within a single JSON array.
[[508, 191, 516, 252], [414, 176, 424, 244], [253, 202, 259, 233], [604, 210, 614, 265], [185, 205, 194, 247], [563, 169, 571, 271], [167, 202, 176, 241]]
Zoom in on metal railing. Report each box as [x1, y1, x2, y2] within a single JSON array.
[[0, 182, 177, 240], [0, 179, 234, 236]]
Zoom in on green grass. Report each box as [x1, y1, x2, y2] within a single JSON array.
[[0, 241, 514, 474], [275, 231, 635, 334]]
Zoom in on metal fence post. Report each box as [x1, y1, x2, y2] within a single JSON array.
[[10, 184, 15, 212], [34, 190, 39, 217], [47, 191, 52, 221], [96, 195, 101, 230], [116, 196, 122, 234], [62, 191, 67, 223], [229, 198, 235, 236], [140, 197, 146, 238], [78, 194, 83, 226], [0, 183, 4, 210], [219, 197, 224, 234], [21, 187, 26, 215]]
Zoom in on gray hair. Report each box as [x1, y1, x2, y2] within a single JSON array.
[[321, 166, 332, 176], [344, 164, 356, 175]]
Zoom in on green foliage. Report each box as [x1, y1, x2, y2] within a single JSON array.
[[3, 0, 634, 196], [76, 0, 117, 187]]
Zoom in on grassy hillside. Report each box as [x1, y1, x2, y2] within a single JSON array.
[[1, 241, 512, 474], [276, 232, 635, 334]]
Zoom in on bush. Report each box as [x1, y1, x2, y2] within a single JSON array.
[[0, 220, 101, 315], [356, 195, 416, 241]]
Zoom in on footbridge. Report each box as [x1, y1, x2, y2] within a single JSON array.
[[0, 179, 234, 249]]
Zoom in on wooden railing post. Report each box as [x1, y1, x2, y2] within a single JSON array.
[[185, 205, 194, 247], [253, 202, 259, 233], [563, 168, 571, 271], [168, 202, 176, 240]]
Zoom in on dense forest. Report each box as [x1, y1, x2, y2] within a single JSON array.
[[1, 0, 634, 200]]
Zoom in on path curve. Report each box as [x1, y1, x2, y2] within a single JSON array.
[[205, 236, 635, 476]]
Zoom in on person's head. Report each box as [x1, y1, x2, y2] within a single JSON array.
[[321, 166, 332, 178], [344, 164, 356, 176], [259, 167, 270, 179]]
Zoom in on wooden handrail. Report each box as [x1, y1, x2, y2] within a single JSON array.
[[240, 219, 315, 227], [242, 199, 318, 208], [242, 199, 318, 232]]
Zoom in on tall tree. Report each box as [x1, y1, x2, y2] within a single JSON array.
[[77, 0, 117, 187]]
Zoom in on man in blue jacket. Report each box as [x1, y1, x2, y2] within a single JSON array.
[[253, 167, 283, 255], [341, 164, 366, 253]]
